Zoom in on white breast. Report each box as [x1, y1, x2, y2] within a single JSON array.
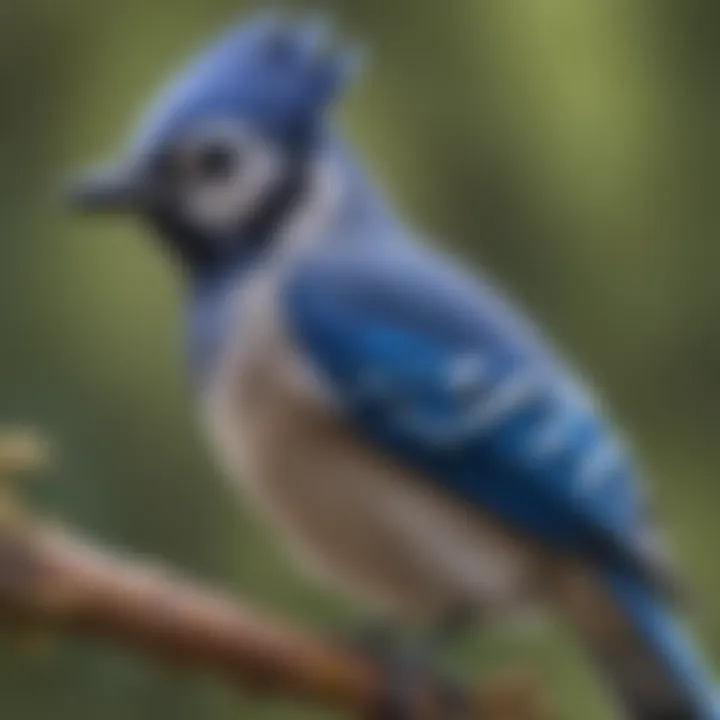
[[202, 268, 549, 619]]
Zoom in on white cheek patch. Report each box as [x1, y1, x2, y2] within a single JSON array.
[[186, 139, 285, 235]]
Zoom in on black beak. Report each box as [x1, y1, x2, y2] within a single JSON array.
[[67, 163, 150, 215]]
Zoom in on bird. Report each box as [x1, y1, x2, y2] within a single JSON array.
[[68, 13, 718, 720]]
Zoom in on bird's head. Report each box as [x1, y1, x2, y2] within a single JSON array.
[[69, 13, 360, 278]]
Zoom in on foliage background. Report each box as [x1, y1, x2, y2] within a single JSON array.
[[0, 1, 718, 718]]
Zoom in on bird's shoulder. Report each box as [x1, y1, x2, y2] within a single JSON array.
[[286, 237, 546, 352]]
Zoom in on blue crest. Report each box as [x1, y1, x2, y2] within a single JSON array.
[[131, 13, 362, 155]]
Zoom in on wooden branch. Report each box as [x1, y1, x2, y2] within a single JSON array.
[[0, 433, 547, 720]]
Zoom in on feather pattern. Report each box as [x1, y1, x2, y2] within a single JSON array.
[[284, 237, 657, 576]]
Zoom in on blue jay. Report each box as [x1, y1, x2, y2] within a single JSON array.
[[69, 15, 718, 719]]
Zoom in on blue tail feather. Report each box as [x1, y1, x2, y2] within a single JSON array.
[[600, 567, 718, 720]]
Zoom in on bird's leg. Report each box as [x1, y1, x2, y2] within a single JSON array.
[[334, 618, 416, 718], [407, 604, 477, 718], [345, 605, 476, 719]]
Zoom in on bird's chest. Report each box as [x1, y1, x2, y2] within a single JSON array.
[[200, 273, 311, 487]]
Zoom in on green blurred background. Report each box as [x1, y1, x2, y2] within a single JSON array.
[[0, 0, 718, 718]]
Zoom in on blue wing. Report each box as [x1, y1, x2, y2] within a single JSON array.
[[284, 239, 669, 586]]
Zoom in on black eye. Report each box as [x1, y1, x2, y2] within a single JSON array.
[[195, 142, 241, 181]]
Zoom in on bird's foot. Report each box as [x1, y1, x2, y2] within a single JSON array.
[[340, 611, 475, 719], [371, 660, 467, 720]]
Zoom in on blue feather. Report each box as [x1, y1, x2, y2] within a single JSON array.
[[603, 567, 718, 719], [130, 13, 361, 155], [284, 237, 651, 571]]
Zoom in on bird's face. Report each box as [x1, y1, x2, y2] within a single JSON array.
[[144, 121, 286, 237], [69, 14, 358, 276]]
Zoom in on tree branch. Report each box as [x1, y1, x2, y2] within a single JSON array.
[[0, 432, 547, 719]]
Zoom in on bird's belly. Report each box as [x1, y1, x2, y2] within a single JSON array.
[[205, 374, 544, 618]]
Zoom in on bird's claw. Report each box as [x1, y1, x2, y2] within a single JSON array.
[[340, 623, 469, 720]]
